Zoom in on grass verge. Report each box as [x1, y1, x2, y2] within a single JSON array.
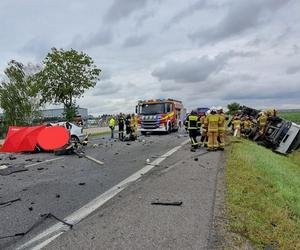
[[279, 112, 300, 124], [225, 137, 300, 249]]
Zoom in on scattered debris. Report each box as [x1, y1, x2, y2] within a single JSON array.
[[8, 155, 16, 160], [151, 200, 183, 206], [28, 207, 33, 211], [146, 159, 150, 164], [25, 158, 33, 162], [37, 167, 44, 171], [78, 182, 86, 186], [84, 155, 104, 165], [0, 165, 8, 170], [0, 165, 28, 176], [0, 198, 21, 207], [56, 194, 60, 198], [194, 158, 199, 161], [0, 213, 72, 240]]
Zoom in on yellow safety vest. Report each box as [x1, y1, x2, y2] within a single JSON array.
[[206, 114, 219, 132], [218, 114, 226, 132], [188, 115, 199, 129]]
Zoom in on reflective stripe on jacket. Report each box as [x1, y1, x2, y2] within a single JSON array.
[[187, 115, 199, 129]]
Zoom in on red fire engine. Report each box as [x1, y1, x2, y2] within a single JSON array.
[[136, 99, 185, 134]]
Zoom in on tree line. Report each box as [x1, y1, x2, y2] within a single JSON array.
[[0, 48, 101, 126]]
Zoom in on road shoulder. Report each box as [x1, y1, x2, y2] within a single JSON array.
[[44, 144, 225, 250]]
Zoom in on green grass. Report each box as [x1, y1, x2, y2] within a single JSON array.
[[226, 137, 300, 249], [279, 112, 300, 124]]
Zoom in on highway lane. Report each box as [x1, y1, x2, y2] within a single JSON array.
[[0, 131, 188, 249]]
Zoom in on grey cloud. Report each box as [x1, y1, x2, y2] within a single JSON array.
[[286, 66, 300, 75], [189, 0, 289, 45], [123, 34, 149, 47], [104, 0, 149, 24], [71, 30, 113, 49], [19, 37, 50, 60], [163, 0, 220, 30], [92, 81, 121, 96], [135, 10, 155, 27], [152, 51, 255, 83]]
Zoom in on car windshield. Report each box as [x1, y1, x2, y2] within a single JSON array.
[[141, 104, 165, 115]]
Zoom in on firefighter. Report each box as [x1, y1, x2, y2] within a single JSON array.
[[199, 112, 208, 147], [130, 114, 138, 140], [118, 113, 125, 141], [205, 107, 220, 151], [125, 114, 132, 139], [257, 111, 267, 136], [242, 116, 252, 137], [232, 115, 241, 137], [217, 106, 226, 150], [184, 110, 200, 151], [108, 116, 116, 139]]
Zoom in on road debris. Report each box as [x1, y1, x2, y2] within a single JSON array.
[[0, 213, 72, 240], [56, 194, 61, 198], [78, 182, 86, 186], [0, 165, 8, 170], [84, 155, 104, 165], [0, 198, 21, 208], [8, 155, 16, 160], [37, 167, 44, 171], [151, 200, 183, 206], [0, 165, 28, 176]]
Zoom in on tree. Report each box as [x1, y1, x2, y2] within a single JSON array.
[[38, 48, 101, 121], [227, 102, 240, 115], [0, 60, 42, 125]]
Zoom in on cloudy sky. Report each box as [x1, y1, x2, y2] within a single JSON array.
[[0, 0, 299, 115]]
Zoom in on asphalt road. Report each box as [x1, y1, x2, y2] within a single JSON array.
[[0, 131, 188, 249]]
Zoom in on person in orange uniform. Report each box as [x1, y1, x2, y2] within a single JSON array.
[[205, 107, 220, 151], [217, 107, 226, 150]]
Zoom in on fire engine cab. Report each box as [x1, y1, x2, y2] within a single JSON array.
[[136, 99, 184, 135]]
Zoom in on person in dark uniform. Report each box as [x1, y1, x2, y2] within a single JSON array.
[[118, 113, 125, 141]]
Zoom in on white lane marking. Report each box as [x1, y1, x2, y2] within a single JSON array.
[[25, 157, 64, 168], [84, 155, 104, 165], [17, 139, 189, 250], [30, 232, 63, 250]]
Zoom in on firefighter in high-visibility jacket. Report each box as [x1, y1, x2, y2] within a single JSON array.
[[199, 113, 208, 147], [257, 112, 267, 135], [217, 107, 226, 150], [184, 110, 201, 151], [205, 107, 220, 151]]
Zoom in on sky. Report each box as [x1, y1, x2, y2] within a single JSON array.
[[0, 0, 300, 115]]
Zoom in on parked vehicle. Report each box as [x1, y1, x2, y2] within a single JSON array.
[[136, 98, 184, 134]]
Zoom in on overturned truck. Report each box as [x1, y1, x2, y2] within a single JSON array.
[[238, 106, 300, 154]]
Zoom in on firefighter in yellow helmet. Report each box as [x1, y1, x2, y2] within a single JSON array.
[[205, 107, 220, 151], [232, 115, 241, 137], [184, 110, 201, 151], [217, 106, 226, 151], [257, 111, 267, 136]]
